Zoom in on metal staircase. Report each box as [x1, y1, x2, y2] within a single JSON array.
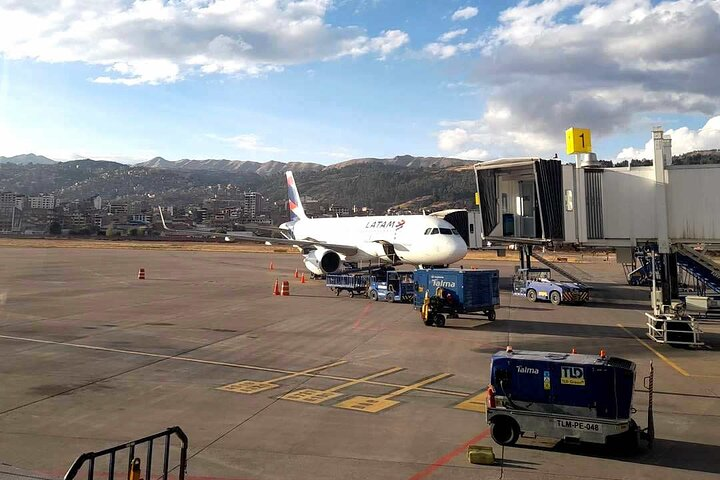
[[674, 245, 720, 295], [530, 252, 586, 284]]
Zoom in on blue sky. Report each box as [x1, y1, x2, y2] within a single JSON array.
[[0, 0, 719, 164]]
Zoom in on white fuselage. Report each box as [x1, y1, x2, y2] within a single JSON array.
[[283, 214, 467, 273]]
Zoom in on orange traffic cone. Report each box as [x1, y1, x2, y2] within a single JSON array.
[[281, 281, 290, 296], [137, 268, 146, 280], [300, 272, 306, 284], [294, 268, 299, 278], [273, 278, 280, 296], [269, 261, 274, 271], [571, 348, 577, 354]]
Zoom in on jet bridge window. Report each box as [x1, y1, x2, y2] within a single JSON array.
[[440, 228, 453, 235]]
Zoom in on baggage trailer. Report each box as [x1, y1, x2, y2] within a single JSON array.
[[414, 268, 500, 327], [486, 348, 654, 450], [325, 272, 370, 297]]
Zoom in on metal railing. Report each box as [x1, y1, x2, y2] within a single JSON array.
[[64, 427, 188, 480]]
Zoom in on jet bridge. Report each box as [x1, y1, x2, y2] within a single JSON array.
[[473, 127, 720, 345]]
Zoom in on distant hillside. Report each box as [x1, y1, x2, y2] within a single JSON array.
[[673, 149, 720, 165], [328, 155, 471, 169], [0, 158, 476, 214], [0, 154, 55, 165], [138, 157, 324, 175], [136, 155, 470, 175]]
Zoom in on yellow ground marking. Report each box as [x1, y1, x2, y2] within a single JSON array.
[[617, 323, 690, 377], [280, 367, 405, 404], [454, 390, 488, 413], [335, 372, 452, 413], [217, 360, 348, 394], [0, 334, 470, 397]]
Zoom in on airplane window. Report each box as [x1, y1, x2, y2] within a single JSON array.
[[440, 228, 452, 235], [451, 229, 459, 235], [424, 228, 432, 235], [430, 228, 440, 234]]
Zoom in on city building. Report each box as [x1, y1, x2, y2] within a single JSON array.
[[28, 195, 56, 210], [328, 204, 350, 216], [108, 203, 129, 215]]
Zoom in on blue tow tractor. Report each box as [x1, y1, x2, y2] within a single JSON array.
[[512, 268, 590, 305], [414, 268, 500, 327], [486, 348, 654, 450]]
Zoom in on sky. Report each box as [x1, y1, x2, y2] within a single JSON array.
[[0, 0, 719, 165]]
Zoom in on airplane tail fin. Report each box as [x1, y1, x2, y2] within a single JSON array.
[[286, 171, 307, 221]]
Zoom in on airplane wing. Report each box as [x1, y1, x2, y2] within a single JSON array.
[[157, 208, 359, 256]]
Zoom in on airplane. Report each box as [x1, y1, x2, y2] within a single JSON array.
[[158, 171, 467, 276]]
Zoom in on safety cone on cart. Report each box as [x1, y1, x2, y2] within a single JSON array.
[[273, 278, 280, 296], [300, 272, 306, 284], [137, 268, 146, 280], [294, 268, 299, 278]]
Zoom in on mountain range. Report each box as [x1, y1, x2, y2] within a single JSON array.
[[0, 153, 472, 174], [0, 155, 477, 213], [0, 154, 56, 165], [137, 155, 471, 174]]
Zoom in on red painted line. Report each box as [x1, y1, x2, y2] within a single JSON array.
[[352, 303, 373, 329], [407, 428, 491, 480]]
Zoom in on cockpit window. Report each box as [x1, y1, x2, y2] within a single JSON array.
[[451, 229, 459, 235], [430, 228, 440, 234], [439, 228, 452, 235], [424, 228, 432, 235]]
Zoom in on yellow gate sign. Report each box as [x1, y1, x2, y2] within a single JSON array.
[[565, 128, 592, 154]]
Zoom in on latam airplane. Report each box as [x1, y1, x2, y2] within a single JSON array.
[[160, 171, 467, 275]]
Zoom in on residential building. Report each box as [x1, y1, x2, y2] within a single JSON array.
[[28, 195, 56, 210], [108, 203, 129, 215]]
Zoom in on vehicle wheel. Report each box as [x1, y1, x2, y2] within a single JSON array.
[[487, 309, 496, 321], [349, 292, 354, 298], [422, 311, 434, 326], [550, 290, 561, 305], [369, 290, 378, 301], [386, 293, 394, 303], [334, 288, 340, 296], [434, 314, 446, 328], [491, 417, 520, 446], [527, 289, 537, 302]]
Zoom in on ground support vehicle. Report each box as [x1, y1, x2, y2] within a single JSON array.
[[414, 268, 499, 327], [325, 273, 370, 297], [512, 268, 589, 305], [367, 270, 415, 302], [486, 349, 654, 450]]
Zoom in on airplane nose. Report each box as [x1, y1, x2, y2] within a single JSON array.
[[451, 237, 468, 262]]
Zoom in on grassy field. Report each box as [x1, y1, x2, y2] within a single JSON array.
[[0, 237, 617, 263], [0, 237, 296, 253]]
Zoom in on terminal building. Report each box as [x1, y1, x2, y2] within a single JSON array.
[[473, 127, 720, 346]]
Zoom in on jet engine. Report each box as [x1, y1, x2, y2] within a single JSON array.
[[303, 247, 342, 274]]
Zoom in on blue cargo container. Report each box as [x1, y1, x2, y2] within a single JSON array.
[[486, 349, 652, 448], [414, 268, 499, 326]]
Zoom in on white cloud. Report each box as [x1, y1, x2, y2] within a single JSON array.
[[206, 133, 284, 153], [437, 0, 720, 158], [0, 0, 409, 85], [439, 28, 468, 42], [424, 43, 458, 59], [616, 116, 720, 159], [452, 6, 479, 21], [454, 148, 490, 160]]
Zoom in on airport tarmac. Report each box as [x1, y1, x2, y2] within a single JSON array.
[[0, 246, 719, 480]]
